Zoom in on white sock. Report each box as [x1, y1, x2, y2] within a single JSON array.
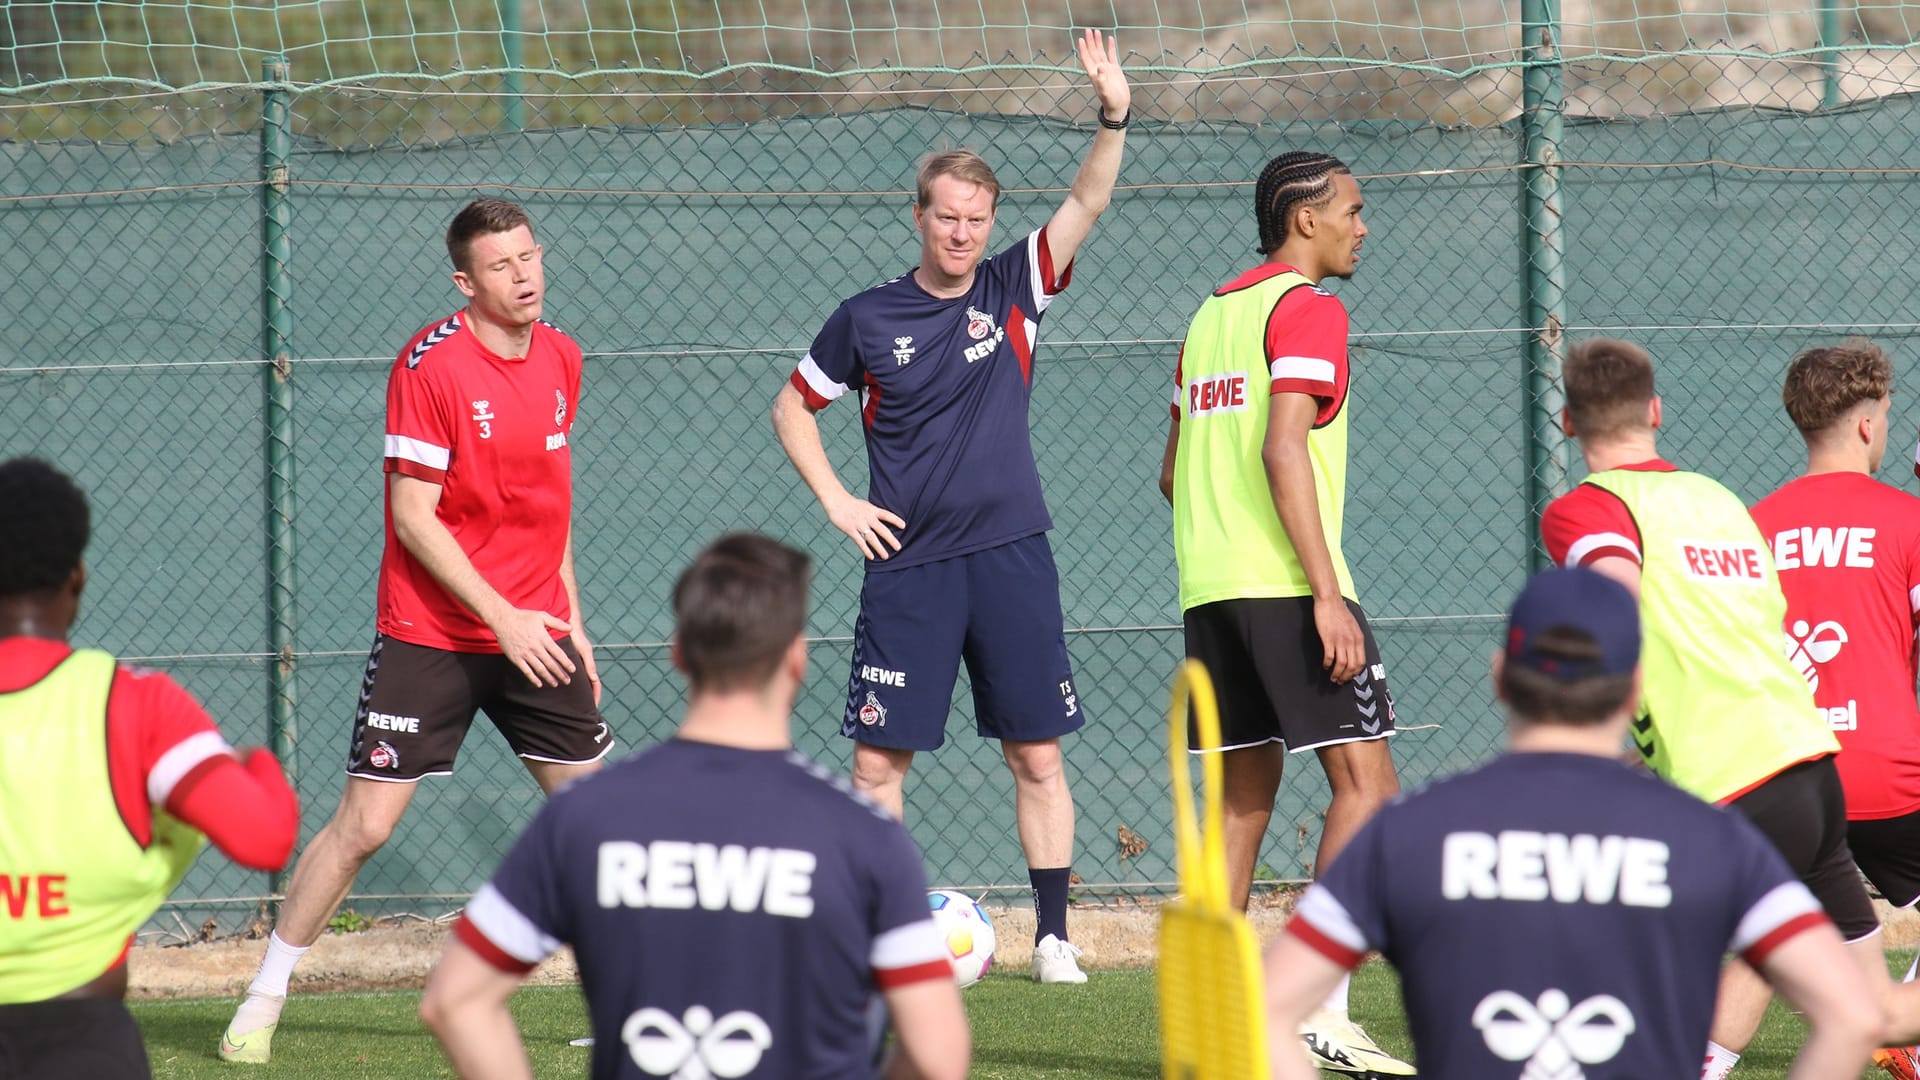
[[246, 931, 309, 1000], [1906, 952, 1918, 983], [1320, 972, 1351, 1016], [1701, 1040, 1739, 1080]]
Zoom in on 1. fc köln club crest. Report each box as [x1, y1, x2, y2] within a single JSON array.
[[857, 692, 888, 727]]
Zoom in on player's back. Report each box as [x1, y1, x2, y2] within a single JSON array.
[[506, 740, 938, 1079], [1753, 472, 1920, 818], [1348, 753, 1810, 1078]]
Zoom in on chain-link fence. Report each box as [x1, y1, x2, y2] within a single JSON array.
[[7, 1, 1920, 931]]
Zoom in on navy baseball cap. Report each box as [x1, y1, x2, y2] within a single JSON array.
[[1504, 567, 1640, 680]]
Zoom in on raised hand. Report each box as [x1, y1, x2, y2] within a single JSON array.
[[1076, 29, 1130, 124]]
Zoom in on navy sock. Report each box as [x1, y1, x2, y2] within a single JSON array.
[[1029, 866, 1070, 944]]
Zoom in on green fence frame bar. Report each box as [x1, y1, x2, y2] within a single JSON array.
[[260, 55, 298, 897], [500, 0, 524, 131], [1819, 0, 1843, 109], [1520, 0, 1571, 571]]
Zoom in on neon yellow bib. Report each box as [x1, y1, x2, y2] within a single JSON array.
[[0, 649, 205, 1001], [1173, 270, 1354, 611], [1583, 469, 1838, 802]]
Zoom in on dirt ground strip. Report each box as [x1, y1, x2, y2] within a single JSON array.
[[127, 896, 1920, 1000]]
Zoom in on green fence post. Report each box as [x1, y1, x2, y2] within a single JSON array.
[[1820, 0, 1843, 109], [1520, 0, 1570, 571], [500, 0, 524, 131], [260, 56, 298, 897]]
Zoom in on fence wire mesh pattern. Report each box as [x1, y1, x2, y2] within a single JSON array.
[[7, 1, 1920, 929]]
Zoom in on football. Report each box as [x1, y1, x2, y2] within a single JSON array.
[[927, 889, 996, 988]]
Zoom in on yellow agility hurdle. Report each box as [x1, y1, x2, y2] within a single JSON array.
[[1157, 658, 1270, 1079]]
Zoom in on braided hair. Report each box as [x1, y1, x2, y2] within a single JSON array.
[[1254, 152, 1350, 254], [0, 458, 89, 600]]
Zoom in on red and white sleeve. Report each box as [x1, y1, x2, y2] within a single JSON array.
[[1265, 289, 1348, 426], [1282, 884, 1371, 972], [1540, 486, 1643, 568], [1733, 881, 1829, 968], [454, 883, 559, 975], [384, 357, 458, 484], [871, 917, 954, 989]]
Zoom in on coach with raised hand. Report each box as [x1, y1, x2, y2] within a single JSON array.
[[770, 28, 1129, 984]]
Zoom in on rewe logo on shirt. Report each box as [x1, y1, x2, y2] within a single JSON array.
[[1771, 525, 1876, 570], [1677, 540, 1765, 583], [1187, 372, 1249, 417], [597, 841, 816, 918]]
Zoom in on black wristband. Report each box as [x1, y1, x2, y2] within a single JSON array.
[[1099, 107, 1130, 130]]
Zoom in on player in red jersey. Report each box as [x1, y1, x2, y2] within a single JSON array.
[[222, 199, 610, 1064], [0, 458, 298, 1079], [1751, 339, 1920, 1079]]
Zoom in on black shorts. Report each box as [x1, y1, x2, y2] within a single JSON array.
[[1726, 756, 1880, 941], [0, 997, 150, 1079], [345, 634, 611, 782], [1848, 810, 1920, 910], [1182, 596, 1397, 753]]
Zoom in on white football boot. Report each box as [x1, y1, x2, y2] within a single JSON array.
[[1299, 1008, 1417, 1076], [1030, 934, 1088, 984]]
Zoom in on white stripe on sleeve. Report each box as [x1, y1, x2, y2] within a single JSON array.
[[1269, 355, 1337, 385], [147, 729, 234, 806], [1565, 532, 1641, 568], [384, 434, 451, 471], [464, 882, 562, 966], [796, 355, 851, 402], [871, 917, 949, 971], [1730, 880, 1823, 955], [1908, 584, 1920, 615], [1026, 230, 1057, 313], [1292, 883, 1370, 955]]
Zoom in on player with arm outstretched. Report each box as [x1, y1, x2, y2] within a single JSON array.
[[221, 198, 611, 1064], [770, 29, 1129, 983], [0, 458, 299, 1079], [420, 534, 968, 1080]]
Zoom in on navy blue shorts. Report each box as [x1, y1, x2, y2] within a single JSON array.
[[841, 534, 1087, 751]]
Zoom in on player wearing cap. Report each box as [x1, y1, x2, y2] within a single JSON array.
[[1752, 339, 1920, 1079], [770, 30, 1130, 982], [1158, 150, 1408, 1077], [0, 458, 299, 1079], [420, 534, 968, 1080], [1538, 337, 1920, 1078], [1265, 567, 1879, 1080]]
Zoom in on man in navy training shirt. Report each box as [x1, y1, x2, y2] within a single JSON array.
[[419, 533, 968, 1080], [1264, 567, 1879, 1080], [770, 28, 1131, 984]]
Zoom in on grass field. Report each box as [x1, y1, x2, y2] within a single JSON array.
[[132, 956, 1899, 1079]]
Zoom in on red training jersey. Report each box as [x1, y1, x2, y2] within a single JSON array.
[[379, 312, 582, 652], [1751, 472, 1920, 819], [1539, 458, 1679, 569]]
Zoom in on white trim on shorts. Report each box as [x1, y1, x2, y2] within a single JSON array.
[[1187, 729, 1396, 755], [343, 767, 453, 784], [517, 743, 615, 766]]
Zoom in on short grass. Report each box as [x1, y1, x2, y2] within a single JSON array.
[[132, 956, 1901, 1078]]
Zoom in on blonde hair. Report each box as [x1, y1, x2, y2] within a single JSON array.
[[914, 149, 1001, 209]]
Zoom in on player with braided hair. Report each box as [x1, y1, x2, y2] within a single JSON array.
[[1160, 150, 1413, 1077]]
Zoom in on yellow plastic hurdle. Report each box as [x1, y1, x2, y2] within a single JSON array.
[[1157, 658, 1270, 1079]]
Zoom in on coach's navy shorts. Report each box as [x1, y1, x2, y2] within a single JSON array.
[[841, 533, 1087, 751]]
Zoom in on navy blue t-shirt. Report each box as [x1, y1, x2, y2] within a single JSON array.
[[1288, 753, 1826, 1079], [456, 740, 951, 1079], [788, 227, 1073, 570]]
